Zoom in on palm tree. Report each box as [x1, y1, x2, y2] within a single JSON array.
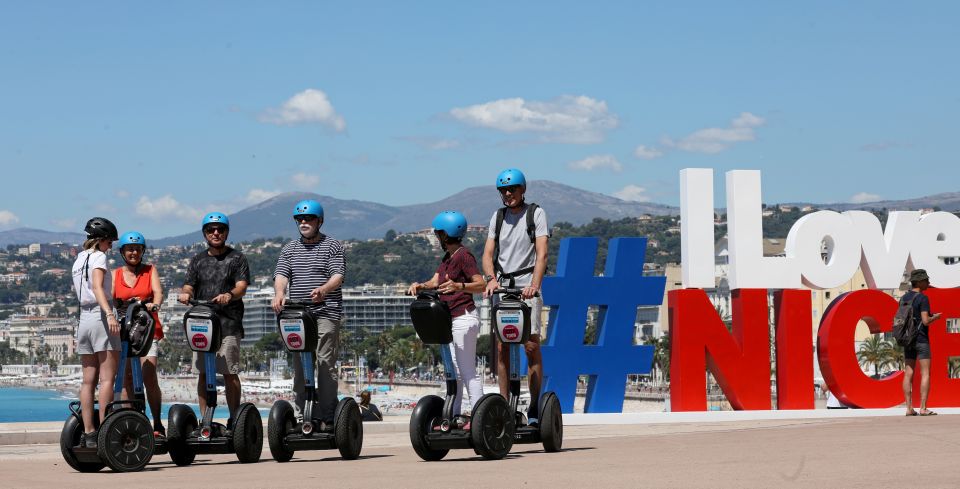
[[856, 335, 894, 376]]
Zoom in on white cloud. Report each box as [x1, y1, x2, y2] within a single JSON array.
[[259, 89, 346, 130], [449, 95, 618, 143], [0, 210, 20, 227], [291, 173, 321, 190], [633, 145, 664, 160], [613, 185, 651, 202], [661, 112, 766, 154], [568, 154, 622, 172], [115, 190, 130, 199], [50, 218, 77, 230], [243, 188, 281, 204], [135, 195, 203, 222], [849, 192, 882, 204]]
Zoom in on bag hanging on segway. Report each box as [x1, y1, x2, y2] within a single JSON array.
[[183, 304, 222, 353], [122, 301, 155, 357], [492, 296, 531, 344], [409, 290, 453, 345], [277, 303, 319, 352]]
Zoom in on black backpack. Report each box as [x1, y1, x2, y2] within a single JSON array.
[[493, 202, 541, 279], [892, 292, 922, 347]]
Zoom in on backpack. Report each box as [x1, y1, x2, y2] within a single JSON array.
[[892, 292, 922, 347], [493, 203, 540, 280]]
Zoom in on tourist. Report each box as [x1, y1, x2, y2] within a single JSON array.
[[409, 210, 485, 428], [272, 200, 345, 429], [358, 390, 382, 421], [481, 168, 550, 425], [901, 268, 942, 416], [70, 217, 120, 448], [178, 212, 249, 431], [112, 231, 166, 436]]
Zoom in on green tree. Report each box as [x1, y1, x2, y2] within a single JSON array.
[[857, 335, 894, 376]]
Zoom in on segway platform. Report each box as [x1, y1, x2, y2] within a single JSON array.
[[408, 290, 515, 461], [267, 300, 362, 462]]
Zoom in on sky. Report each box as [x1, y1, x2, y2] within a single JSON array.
[[0, 1, 957, 238]]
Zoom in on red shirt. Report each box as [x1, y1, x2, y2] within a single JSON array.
[[112, 265, 163, 340], [435, 247, 480, 317]]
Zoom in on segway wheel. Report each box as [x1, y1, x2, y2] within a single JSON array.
[[409, 395, 448, 461], [98, 410, 155, 472], [470, 394, 514, 460], [268, 400, 296, 462], [538, 391, 563, 452], [333, 397, 363, 459], [233, 403, 263, 463], [59, 412, 105, 473], [167, 404, 197, 466]]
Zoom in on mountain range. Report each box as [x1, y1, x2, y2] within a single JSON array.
[[2, 182, 959, 247]]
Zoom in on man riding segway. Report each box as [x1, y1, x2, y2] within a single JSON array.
[[267, 199, 362, 462]]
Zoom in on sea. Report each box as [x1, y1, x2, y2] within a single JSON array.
[[0, 387, 221, 423]]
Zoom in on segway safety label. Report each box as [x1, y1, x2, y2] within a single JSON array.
[[280, 319, 307, 351], [187, 318, 214, 352], [496, 310, 524, 343]]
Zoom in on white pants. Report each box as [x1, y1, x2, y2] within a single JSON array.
[[450, 309, 483, 416]]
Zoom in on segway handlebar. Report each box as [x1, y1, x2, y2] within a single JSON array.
[[284, 298, 325, 307], [492, 287, 540, 298]]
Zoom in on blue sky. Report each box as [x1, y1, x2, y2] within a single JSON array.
[[1, 1, 957, 238]]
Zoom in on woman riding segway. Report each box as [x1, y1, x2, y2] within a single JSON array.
[[67, 217, 121, 451], [408, 211, 486, 429], [112, 231, 167, 438]]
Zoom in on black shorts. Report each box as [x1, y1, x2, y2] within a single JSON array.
[[905, 341, 931, 361]]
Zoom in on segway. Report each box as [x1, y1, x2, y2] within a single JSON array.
[[408, 290, 514, 461], [166, 300, 262, 465], [492, 287, 562, 452], [267, 300, 362, 462], [60, 300, 159, 472]]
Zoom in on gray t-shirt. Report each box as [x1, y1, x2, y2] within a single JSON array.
[[487, 204, 549, 287]]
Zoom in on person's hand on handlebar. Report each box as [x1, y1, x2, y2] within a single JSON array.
[[211, 292, 232, 305], [310, 286, 327, 303], [271, 295, 286, 314], [483, 279, 499, 298], [407, 282, 421, 297], [177, 292, 192, 304], [521, 285, 540, 300]]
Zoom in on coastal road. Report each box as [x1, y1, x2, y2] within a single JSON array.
[[1, 416, 956, 488]]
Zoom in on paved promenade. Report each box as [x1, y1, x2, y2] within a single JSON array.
[[1, 414, 957, 488]]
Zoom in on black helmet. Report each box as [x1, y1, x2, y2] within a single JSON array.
[[84, 217, 118, 240]]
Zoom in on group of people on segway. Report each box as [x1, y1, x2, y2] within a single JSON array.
[[406, 168, 562, 460], [64, 167, 557, 470]]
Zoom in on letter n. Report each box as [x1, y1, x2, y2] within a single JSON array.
[[669, 289, 771, 411]]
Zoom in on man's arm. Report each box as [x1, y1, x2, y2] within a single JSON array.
[[524, 235, 549, 299], [483, 237, 498, 297]]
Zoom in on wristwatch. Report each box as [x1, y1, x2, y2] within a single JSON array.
[[483, 274, 494, 282]]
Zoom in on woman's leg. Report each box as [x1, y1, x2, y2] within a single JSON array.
[[80, 354, 99, 433], [141, 356, 163, 429], [451, 312, 482, 416], [919, 358, 932, 412], [96, 350, 120, 424]]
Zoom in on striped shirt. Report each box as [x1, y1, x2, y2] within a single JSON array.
[[274, 234, 345, 321]]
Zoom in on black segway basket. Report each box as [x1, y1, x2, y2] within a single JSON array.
[[183, 303, 222, 353], [410, 290, 453, 345], [492, 292, 531, 344], [121, 301, 155, 358], [277, 301, 319, 353]]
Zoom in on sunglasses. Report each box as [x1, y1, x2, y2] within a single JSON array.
[[498, 185, 522, 194], [204, 226, 227, 235], [294, 215, 319, 223]]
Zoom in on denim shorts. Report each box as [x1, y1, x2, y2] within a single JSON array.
[[905, 340, 931, 360]]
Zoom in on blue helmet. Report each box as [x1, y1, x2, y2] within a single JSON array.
[[293, 199, 324, 219], [432, 211, 468, 238], [496, 168, 526, 188], [118, 231, 146, 249], [201, 212, 229, 230]]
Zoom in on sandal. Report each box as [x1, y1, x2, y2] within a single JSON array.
[[919, 410, 938, 416], [905, 411, 918, 416]]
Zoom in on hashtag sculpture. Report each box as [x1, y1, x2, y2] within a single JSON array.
[[541, 237, 666, 413]]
